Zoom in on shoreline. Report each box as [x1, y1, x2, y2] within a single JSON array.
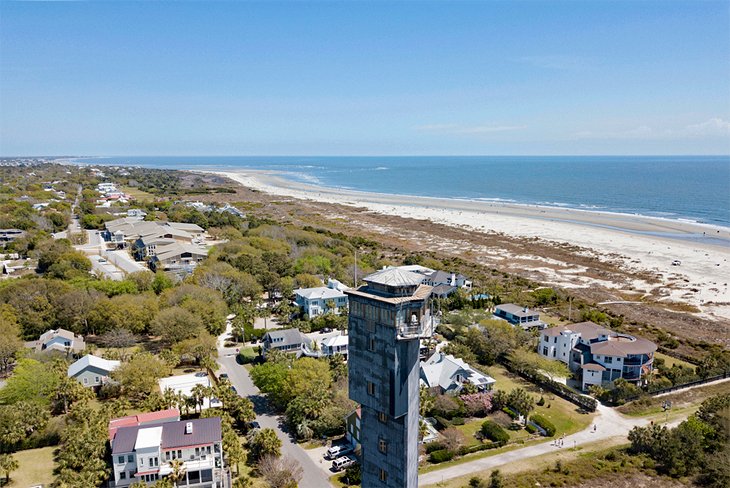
[[212, 168, 730, 319]]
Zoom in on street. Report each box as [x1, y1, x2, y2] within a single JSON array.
[[216, 345, 333, 488]]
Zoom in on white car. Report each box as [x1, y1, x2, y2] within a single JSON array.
[[325, 445, 352, 459], [671, 260, 681, 266], [332, 455, 355, 471]]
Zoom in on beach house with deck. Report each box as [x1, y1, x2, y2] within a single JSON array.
[[538, 321, 657, 391]]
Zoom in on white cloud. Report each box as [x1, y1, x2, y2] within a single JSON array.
[[573, 118, 730, 140], [684, 117, 730, 137]]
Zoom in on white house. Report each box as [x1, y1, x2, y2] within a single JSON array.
[[110, 416, 225, 488], [158, 374, 222, 411], [321, 334, 349, 356], [26, 328, 86, 355], [420, 351, 495, 394], [538, 321, 657, 391], [294, 286, 348, 316], [68, 354, 120, 388]]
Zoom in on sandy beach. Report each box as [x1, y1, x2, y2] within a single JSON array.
[[214, 169, 730, 322]]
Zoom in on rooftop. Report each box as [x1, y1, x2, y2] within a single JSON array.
[[495, 303, 539, 317], [67, 354, 120, 377], [363, 268, 425, 287], [295, 286, 347, 300]]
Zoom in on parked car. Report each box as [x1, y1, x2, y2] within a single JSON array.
[[320, 327, 333, 334], [194, 371, 208, 377], [98, 258, 107, 263], [230, 385, 238, 394], [326, 445, 352, 460], [332, 456, 355, 471], [218, 373, 229, 380], [246, 421, 261, 431], [671, 260, 682, 266]]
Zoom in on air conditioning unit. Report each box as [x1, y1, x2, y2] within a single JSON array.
[[185, 422, 193, 434]]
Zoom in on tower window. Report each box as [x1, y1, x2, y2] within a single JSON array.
[[378, 411, 387, 423], [367, 381, 376, 396], [380, 468, 388, 482], [378, 438, 387, 454], [368, 337, 376, 351]]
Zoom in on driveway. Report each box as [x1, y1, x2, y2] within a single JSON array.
[[216, 353, 333, 488]]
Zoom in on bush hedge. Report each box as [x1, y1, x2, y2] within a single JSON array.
[[502, 406, 519, 419], [429, 449, 454, 463], [425, 442, 444, 454], [525, 423, 538, 434], [458, 441, 506, 456], [480, 420, 510, 443], [530, 414, 556, 436], [503, 358, 598, 412], [451, 417, 465, 425], [433, 416, 452, 430]]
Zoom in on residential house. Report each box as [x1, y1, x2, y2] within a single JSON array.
[[110, 416, 226, 487], [0, 229, 25, 244], [538, 321, 657, 391], [494, 303, 547, 330], [321, 334, 349, 357], [261, 329, 312, 356], [149, 243, 208, 271], [420, 351, 495, 394], [294, 286, 348, 316], [108, 409, 180, 441], [158, 374, 222, 411], [68, 354, 120, 388], [26, 328, 86, 355], [127, 209, 147, 219]]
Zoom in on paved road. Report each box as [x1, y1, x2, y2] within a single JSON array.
[[420, 402, 685, 486], [216, 353, 333, 488]]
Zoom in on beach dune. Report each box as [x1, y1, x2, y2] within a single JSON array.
[[215, 169, 730, 322]]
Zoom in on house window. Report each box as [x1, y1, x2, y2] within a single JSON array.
[[378, 438, 387, 454], [129, 471, 135, 479], [119, 472, 126, 480], [378, 411, 387, 423], [139, 458, 143, 466], [542, 347, 548, 355], [605, 356, 613, 364], [177, 450, 182, 458], [544, 335, 549, 342], [83, 377, 88, 385], [552, 349, 556, 358], [95, 376, 100, 383], [148, 457, 153, 466], [206, 446, 211, 454], [380, 468, 388, 482], [118, 456, 125, 464], [166, 451, 170, 461], [367, 381, 376, 396], [553, 337, 557, 343], [128, 455, 133, 463]]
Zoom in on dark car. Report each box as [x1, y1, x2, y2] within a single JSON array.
[[230, 385, 238, 394], [246, 421, 261, 431], [194, 372, 208, 378], [219, 373, 229, 380]]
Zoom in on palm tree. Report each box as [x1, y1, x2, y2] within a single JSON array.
[[166, 458, 186, 488], [0, 453, 18, 484]]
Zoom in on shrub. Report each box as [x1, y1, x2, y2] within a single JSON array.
[[425, 442, 444, 454], [429, 449, 454, 463], [433, 416, 452, 430], [502, 406, 518, 419], [480, 420, 510, 443], [537, 396, 545, 406], [525, 423, 538, 434], [531, 414, 556, 436], [451, 417, 465, 425]]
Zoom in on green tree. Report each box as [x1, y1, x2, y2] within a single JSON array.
[[506, 388, 535, 419], [0, 358, 60, 406], [111, 353, 171, 403], [249, 428, 282, 461], [166, 459, 186, 488], [151, 306, 203, 344], [0, 454, 19, 484], [0, 305, 22, 372]]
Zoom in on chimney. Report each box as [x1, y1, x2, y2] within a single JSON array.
[[185, 422, 193, 434]]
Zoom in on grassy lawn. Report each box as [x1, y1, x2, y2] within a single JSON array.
[[5, 446, 56, 487], [421, 440, 638, 488], [654, 352, 695, 370], [121, 186, 155, 201], [480, 364, 595, 436], [239, 346, 257, 363], [618, 379, 730, 417]]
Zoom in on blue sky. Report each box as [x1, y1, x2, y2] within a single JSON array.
[[1, 1, 728, 156]]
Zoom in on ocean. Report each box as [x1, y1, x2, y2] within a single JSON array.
[[71, 156, 730, 228]]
